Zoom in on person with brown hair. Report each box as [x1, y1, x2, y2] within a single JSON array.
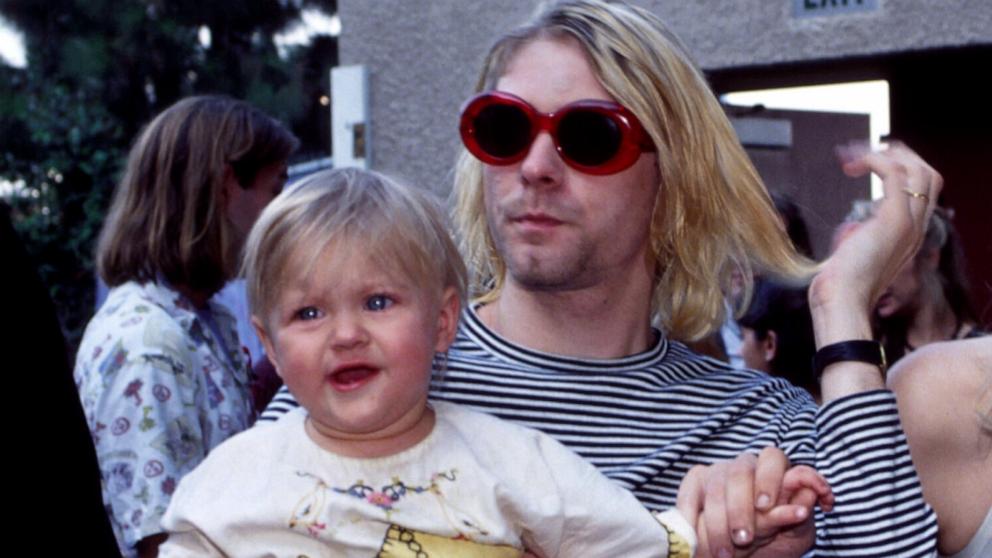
[[74, 95, 297, 558]]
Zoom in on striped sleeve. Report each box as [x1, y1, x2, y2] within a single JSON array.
[[812, 390, 937, 557], [257, 385, 299, 423]]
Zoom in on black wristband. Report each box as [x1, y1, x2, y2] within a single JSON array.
[[812, 340, 887, 380]]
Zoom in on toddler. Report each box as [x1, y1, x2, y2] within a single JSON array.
[[160, 168, 824, 557]]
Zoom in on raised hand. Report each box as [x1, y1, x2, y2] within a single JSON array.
[[811, 140, 942, 338], [809, 141, 942, 400]]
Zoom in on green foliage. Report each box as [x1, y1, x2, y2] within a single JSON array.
[[0, 0, 338, 350], [1, 67, 124, 344]]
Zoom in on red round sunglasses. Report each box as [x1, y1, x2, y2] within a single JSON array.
[[459, 91, 655, 176]]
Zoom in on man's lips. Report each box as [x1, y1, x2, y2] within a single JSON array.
[[327, 364, 379, 392], [510, 212, 564, 228]]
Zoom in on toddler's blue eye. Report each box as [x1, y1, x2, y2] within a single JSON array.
[[365, 295, 394, 311], [295, 306, 322, 320]]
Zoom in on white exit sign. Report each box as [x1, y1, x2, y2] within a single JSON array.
[[794, 0, 880, 18]]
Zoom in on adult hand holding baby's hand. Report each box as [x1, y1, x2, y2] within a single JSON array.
[[676, 447, 833, 558]]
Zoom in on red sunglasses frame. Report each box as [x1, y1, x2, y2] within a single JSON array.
[[459, 91, 655, 176]]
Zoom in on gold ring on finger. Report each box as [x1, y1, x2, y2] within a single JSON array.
[[901, 187, 929, 202]]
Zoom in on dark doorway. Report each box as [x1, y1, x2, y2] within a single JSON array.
[[711, 45, 992, 318]]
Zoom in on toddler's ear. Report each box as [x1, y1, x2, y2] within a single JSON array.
[[434, 287, 461, 352], [252, 315, 283, 379]]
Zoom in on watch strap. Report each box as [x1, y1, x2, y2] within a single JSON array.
[[812, 340, 887, 380]]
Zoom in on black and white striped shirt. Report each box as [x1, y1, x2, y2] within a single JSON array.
[[261, 306, 937, 556]]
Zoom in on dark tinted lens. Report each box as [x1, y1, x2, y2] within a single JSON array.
[[473, 103, 532, 158], [557, 110, 622, 166]]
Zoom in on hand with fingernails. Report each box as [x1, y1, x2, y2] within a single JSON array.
[[676, 447, 834, 558]]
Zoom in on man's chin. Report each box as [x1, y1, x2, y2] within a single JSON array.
[[506, 258, 587, 292]]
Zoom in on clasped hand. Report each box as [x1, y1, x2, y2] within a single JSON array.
[[675, 447, 834, 558]]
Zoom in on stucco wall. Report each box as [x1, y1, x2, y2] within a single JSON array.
[[337, 0, 992, 195]]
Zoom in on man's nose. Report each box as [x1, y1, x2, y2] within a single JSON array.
[[519, 132, 565, 188]]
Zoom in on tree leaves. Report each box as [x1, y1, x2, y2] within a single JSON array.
[[0, 0, 338, 348]]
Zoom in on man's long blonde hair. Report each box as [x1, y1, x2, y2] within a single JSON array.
[[452, 0, 814, 342]]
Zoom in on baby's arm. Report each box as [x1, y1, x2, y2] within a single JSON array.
[[518, 428, 697, 558], [157, 530, 225, 558], [157, 468, 227, 558]]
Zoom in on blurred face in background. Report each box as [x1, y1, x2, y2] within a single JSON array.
[[875, 258, 922, 318], [834, 218, 926, 321], [227, 160, 289, 240], [740, 326, 773, 373]]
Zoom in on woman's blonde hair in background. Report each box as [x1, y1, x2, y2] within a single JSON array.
[[451, 0, 813, 342]]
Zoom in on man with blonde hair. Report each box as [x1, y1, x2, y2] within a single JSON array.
[[265, 1, 941, 555]]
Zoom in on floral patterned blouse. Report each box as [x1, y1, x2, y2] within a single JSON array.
[[74, 280, 255, 557]]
